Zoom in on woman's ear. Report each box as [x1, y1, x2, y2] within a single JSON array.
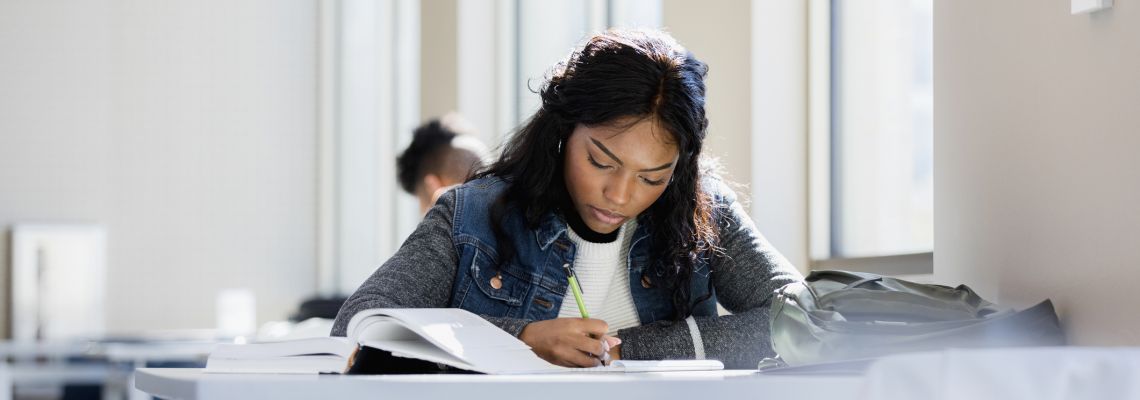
[[422, 174, 444, 197]]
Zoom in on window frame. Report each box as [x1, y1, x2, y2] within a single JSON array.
[[807, 0, 933, 276]]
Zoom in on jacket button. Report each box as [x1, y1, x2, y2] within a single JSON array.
[[490, 274, 503, 290], [641, 275, 653, 289]]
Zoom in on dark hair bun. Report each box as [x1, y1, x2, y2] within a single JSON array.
[[396, 120, 456, 194]]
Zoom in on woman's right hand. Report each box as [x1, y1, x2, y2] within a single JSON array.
[[519, 318, 616, 367]]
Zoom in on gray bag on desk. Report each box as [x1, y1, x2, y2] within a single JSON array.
[[768, 270, 1066, 367]]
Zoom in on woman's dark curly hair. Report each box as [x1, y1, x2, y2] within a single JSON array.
[[472, 29, 721, 320]]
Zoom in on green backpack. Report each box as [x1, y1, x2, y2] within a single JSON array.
[[766, 270, 1065, 368]]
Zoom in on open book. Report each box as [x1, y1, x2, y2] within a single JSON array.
[[205, 308, 723, 375]]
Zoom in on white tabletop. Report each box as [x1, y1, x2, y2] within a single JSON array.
[[136, 347, 1140, 400], [135, 368, 864, 400]]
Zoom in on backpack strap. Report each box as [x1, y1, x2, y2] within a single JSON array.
[[843, 276, 884, 290]]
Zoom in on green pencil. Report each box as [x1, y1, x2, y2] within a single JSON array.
[[564, 263, 589, 319], [564, 263, 613, 366]]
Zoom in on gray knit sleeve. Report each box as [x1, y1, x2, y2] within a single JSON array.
[[616, 182, 803, 369], [329, 189, 533, 337]]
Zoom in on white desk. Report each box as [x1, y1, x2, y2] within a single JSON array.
[[136, 347, 1140, 400], [134, 368, 864, 400]]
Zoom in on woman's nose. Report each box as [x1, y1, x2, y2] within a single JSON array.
[[603, 176, 632, 206]]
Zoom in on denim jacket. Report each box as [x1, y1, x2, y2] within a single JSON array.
[[449, 176, 717, 323]]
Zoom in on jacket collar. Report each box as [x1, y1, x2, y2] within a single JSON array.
[[534, 210, 569, 251]]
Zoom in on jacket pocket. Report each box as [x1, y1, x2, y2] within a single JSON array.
[[457, 245, 527, 318]]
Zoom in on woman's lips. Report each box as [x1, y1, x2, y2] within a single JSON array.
[[589, 206, 626, 226]]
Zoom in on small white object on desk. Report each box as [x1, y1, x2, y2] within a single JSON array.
[[216, 289, 257, 339], [1072, 0, 1112, 14]]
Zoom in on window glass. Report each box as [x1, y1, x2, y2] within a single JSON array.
[[832, 0, 933, 257]]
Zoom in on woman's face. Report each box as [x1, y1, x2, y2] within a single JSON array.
[[563, 117, 679, 234]]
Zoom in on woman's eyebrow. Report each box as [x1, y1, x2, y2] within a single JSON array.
[[589, 137, 624, 166], [638, 162, 674, 172], [589, 137, 674, 172]]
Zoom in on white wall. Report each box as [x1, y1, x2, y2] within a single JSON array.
[[936, 1, 1140, 344], [457, 0, 508, 147], [0, 0, 318, 334]]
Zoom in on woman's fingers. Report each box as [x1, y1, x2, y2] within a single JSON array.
[[570, 335, 610, 366], [602, 335, 621, 362], [571, 319, 614, 366], [518, 318, 615, 367], [577, 318, 609, 338], [569, 349, 604, 367], [552, 339, 603, 367], [546, 332, 606, 367]]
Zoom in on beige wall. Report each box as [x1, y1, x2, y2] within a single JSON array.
[[664, 1, 808, 271], [664, 0, 754, 210], [421, 0, 459, 122], [0, 0, 318, 334], [936, 1, 1140, 344]]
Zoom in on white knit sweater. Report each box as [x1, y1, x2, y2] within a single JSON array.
[[557, 220, 642, 336]]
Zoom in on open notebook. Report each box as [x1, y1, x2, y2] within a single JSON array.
[[206, 308, 723, 375]]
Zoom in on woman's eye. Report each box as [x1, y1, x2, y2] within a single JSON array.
[[640, 176, 666, 186], [587, 155, 611, 170]]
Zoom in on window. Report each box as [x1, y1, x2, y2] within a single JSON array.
[[514, 0, 663, 127], [811, 0, 933, 273]]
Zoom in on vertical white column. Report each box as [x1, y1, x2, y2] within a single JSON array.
[[749, 0, 809, 271], [316, 0, 339, 297], [393, 0, 422, 246]]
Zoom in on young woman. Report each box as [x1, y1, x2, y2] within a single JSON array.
[[331, 29, 802, 369]]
